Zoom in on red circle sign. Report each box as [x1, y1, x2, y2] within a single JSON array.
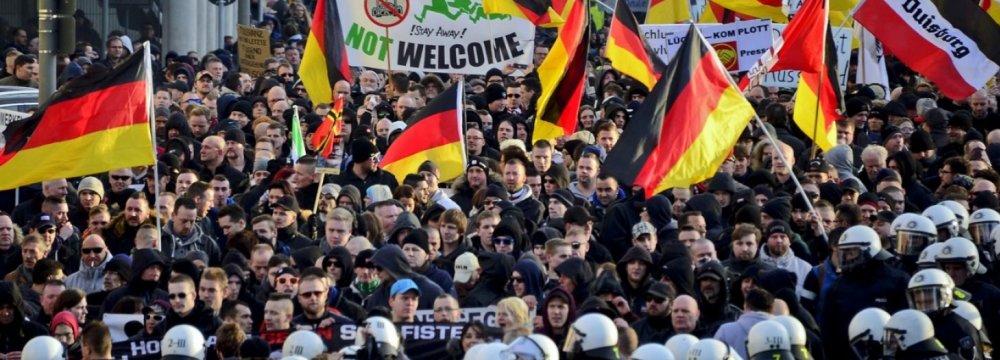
[[364, 0, 410, 28]]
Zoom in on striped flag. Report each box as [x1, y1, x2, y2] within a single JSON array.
[[740, 0, 829, 90], [604, 25, 755, 197], [646, 0, 691, 24], [609, 0, 667, 90], [290, 107, 306, 162], [0, 45, 155, 190], [792, 27, 844, 152], [300, 0, 352, 104], [854, 0, 1000, 99], [532, 0, 589, 143], [381, 82, 466, 183], [982, 0, 1000, 26], [312, 96, 344, 159], [700, 0, 786, 23], [483, 0, 567, 27]]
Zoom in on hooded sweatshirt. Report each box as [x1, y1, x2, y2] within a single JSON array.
[[600, 193, 644, 259], [538, 286, 577, 348], [161, 221, 222, 266], [616, 246, 653, 312], [659, 256, 696, 296], [695, 260, 742, 333], [463, 252, 515, 307], [65, 251, 113, 294], [0, 281, 48, 353], [337, 185, 364, 215], [367, 245, 444, 310], [684, 194, 724, 242], [554, 258, 594, 303], [102, 249, 168, 313], [511, 259, 545, 304], [823, 144, 868, 193], [386, 212, 420, 246]]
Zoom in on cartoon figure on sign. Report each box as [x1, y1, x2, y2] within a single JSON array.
[[415, 0, 511, 23]]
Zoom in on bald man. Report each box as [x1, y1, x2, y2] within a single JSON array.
[[268, 86, 290, 115], [770, 142, 799, 193], [65, 235, 112, 293], [199, 136, 247, 188], [671, 295, 703, 336]]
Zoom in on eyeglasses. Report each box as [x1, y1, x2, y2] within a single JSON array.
[[278, 277, 299, 285], [145, 313, 165, 321], [494, 236, 514, 245], [111, 175, 131, 181], [571, 241, 582, 250], [168, 293, 187, 300], [81, 247, 104, 255], [506, 93, 521, 99], [511, 276, 524, 283], [279, 73, 294, 78], [299, 290, 323, 298], [646, 296, 667, 304]]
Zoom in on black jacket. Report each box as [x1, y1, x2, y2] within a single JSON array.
[[631, 314, 672, 344], [695, 260, 741, 333], [616, 246, 654, 312], [599, 195, 646, 259], [820, 260, 909, 359], [0, 282, 49, 353], [555, 258, 595, 304], [462, 252, 515, 308], [366, 245, 444, 310], [157, 300, 223, 337], [103, 249, 168, 313], [334, 164, 399, 195]]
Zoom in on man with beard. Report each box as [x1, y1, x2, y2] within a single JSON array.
[[969, 91, 1000, 133], [104, 193, 154, 255], [291, 270, 352, 335], [5, 235, 48, 287], [757, 220, 811, 293], [65, 234, 112, 294], [503, 153, 544, 225], [569, 152, 600, 200], [161, 197, 222, 265], [630, 282, 675, 343], [199, 135, 247, 188], [223, 128, 250, 174], [591, 173, 624, 220], [695, 260, 741, 333], [450, 157, 491, 213], [722, 224, 774, 282]]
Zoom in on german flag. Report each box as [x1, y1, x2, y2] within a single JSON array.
[[300, 0, 351, 104], [792, 27, 844, 152], [312, 96, 344, 159], [0, 46, 154, 190], [380, 82, 466, 183], [981, 0, 1000, 26], [609, 0, 667, 90], [708, 0, 787, 22], [604, 25, 755, 197], [483, 0, 567, 27], [533, 0, 588, 143], [646, 0, 691, 24]]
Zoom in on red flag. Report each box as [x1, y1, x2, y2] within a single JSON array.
[[312, 97, 344, 159]]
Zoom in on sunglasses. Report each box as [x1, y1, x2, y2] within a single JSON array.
[[646, 296, 667, 304], [81, 247, 103, 255], [168, 293, 187, 300], [145, 313, 165, 321], [506, 93, 521, 99], [111, 175, 131, 181], [299, 290, 323, 299], [511, 276, 524, 284], [494, 236, 514, 245], [278, 277, 299, 285], [279, 73, 294, 78]]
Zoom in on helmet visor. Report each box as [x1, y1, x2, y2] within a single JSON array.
[[969, 222, 997, 245], [838, 246, 868, 271], [895, 232, 933, 256], [907, 287, 950, 312], [849, 336, 882, 360], [883, 330, 906, 356], [562, 326, 583, 354]]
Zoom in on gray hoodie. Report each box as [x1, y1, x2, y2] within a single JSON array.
[[823, 144, 868, 192], [65, 251, 113, 294]]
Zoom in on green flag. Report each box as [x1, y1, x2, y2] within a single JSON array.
[[290, 107, 307, 162]]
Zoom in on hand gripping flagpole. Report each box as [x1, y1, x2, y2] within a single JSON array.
[[143, 41, 162, 251]]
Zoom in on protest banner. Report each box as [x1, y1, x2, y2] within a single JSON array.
[[639, 19, 773, 72], [338, 0, 535, 74], [103, 313, 144, 342], [0, 108, 29, 150], [112, 335, 217, 360], [762, 24, 854, 91], [413, 306, 499, 326], [237, 24, 270, 77], [259, 323, 466, 360]]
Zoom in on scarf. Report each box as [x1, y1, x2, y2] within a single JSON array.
[[508, 186, 532, 204]]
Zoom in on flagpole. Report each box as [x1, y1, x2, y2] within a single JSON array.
[[755, 114, 829, 242], [143, 42, 162, 251]]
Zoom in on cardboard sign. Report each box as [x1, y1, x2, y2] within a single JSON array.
[[640, 19, 774, 72], [237, 24, 270, 77], [338, 0, 535, 74]]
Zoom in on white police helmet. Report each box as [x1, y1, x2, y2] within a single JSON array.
[[890, 213, 937, 256], [939, 200, 970, 230], [631, 343, 675, 360], [666, 334, 700, 360], [907, 268, 955, 313], [923, 205, 960, 239], [282, 330, 327, 359], [162, 324, 207, 360], [687, 338, 738, 360], [937, 237, 987, 275], [563, 313, 621, 360], [771, 315, 812, 360], [969, 208, 1000, 246], [465, 342, 508, 360], [884, 310, 936, 356], [22, 336, 64, 360], [361, 316, 401, 358], [849, 308, 891, 360], [504, 334, 560, 360], [917, 242, 945, 269], [952, 300, 983, 331], [747, 320, 794, 360], [838, 226, 883, 272]]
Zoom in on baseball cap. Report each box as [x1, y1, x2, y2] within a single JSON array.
[[272, 195, 301, 213], [632, 221, 656, 239], [766, 220, 791, 238], [647, 282, 673, 299], [806, 159, 832, 173], [31, 213, 56, 230], [454, 252, 480, 284], [390, 278, 421, 297]]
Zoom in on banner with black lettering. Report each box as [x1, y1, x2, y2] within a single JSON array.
[[338, 0, 535, 74], [639, 20, 773, 72], [413, 306, 499, 326]]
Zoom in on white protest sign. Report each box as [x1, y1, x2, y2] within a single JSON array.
[[640, 19, 773, 72], [0, 108, 29, 150], [761, 24, 854, 91], [339, 0, 535, 74], [414, 306, 498, 327], [103, 313, 144, 342]]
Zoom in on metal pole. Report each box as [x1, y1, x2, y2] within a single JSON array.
[[143, 43, 161, 251], [38, 0, 58, 104], [102, 0, 109, 52], [239, 0, 251, 25], [753, 114, 829, 242], [257, 0, 264, 24], [218, 0, 225, 50]]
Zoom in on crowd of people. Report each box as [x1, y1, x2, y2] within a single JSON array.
[[2, 1, 1000, 360]]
